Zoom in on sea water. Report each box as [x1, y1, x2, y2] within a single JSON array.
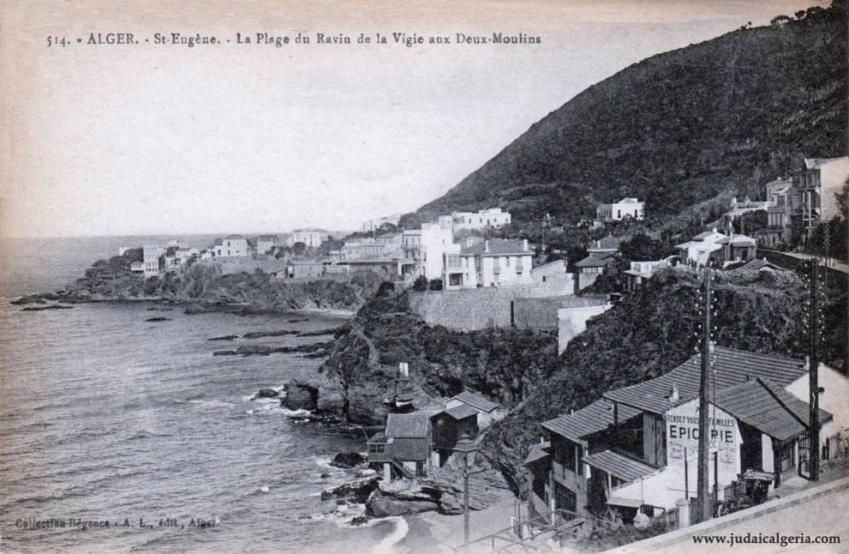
[[0, 237, 405, 554]]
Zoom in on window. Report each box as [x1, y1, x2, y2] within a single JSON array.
[[505, 257, 510, 267]]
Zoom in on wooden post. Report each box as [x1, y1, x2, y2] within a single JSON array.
[[684, 447, 689, 499], [463, 453, 470, 553], [696, 267, 712, 522], [809, 258, 820, 481]]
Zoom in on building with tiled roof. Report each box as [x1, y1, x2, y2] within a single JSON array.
[[525, 347, 848, 523], [445, 238, 533, 290]]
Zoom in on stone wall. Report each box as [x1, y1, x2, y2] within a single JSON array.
[[408, 287, 528, 331], [409, 286, 605, 332]]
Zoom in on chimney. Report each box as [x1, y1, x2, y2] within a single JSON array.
[[399, 362, 409, 379], [669, 383, 679, 402], [484, 240, 490, 253], [523, 239, 528, 251]]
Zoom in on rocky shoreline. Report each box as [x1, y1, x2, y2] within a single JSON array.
[[10, 248, 385, 317]]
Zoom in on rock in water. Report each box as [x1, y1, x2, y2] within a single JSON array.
[[330, 452, 366, 469], [365, 489, 438, 517], [282, 382, 318, 410], [320, 476, 380, 503], [255, 388, 280, 399], [145, 317, 171, 322]]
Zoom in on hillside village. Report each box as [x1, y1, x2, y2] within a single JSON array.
[[106, 151, 849, 550], [15, 4, 847, 552]]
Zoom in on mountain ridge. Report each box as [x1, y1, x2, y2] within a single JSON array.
[[402, 4, 847, 228]]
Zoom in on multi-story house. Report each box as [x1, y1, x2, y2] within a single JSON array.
[[286, 229, 328, 249], [256, 235, 279, 255], [526, 347, 847, 525], [798, 157, 849, 239], [401, 223, 454, 281], [213, 235, 249, 258], [367, 412, 433, 481], [449, 208, 512, 231], [596, 198, 645, 222], [449, 239, 533, 289], [142, 245, 165, 278]]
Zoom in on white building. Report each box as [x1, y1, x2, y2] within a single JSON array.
[[142, 245, 165, 278], [213, 235, 249, 258], [402, 223, 454, 281], [449, 208, 512, 231], [286, 229, 327, 249], [596, 198, 645, 222], [256, 235, 279, 255], [799, 157, 849, 239], [449, 238, 534, 289]]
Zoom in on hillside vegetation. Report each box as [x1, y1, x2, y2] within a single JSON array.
[[305, 266, 847, 491], [403, 4, 847, 228]]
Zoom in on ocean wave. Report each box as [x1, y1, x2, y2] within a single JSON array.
[[125, 429, 174, 442], [371, 516, 410, 554], [185, 399, 234, 410]]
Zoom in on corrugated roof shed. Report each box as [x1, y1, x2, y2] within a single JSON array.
[[583, 450, 656, 482], [604, 347, 807, 415], [385, 413, 431, 438], [542, 399, 642, 443], [442, 404, 480, 420], [451, 391, 499, 413]]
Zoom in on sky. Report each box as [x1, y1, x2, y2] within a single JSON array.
[[0, 0, 827, 238]]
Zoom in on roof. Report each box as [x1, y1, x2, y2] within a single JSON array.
[[713, 378, 832, 442], [583, 450, 656, 482], [542, 399, 642, 443], [524, 441, 551, 465], [450, 391, 499, 413], [385, 412, 431, 438], [604, 347, 807, 415], [588, 235, 624, 252], [615, 198, 642, 204], [460, 239, 529, 256], [367, 431, 386, 444], [439, 404, 480, 421], [716, 235, 756, 246], [213, 238, 223, 246], [804, 157, 848, 170], [225, 234, 245, 240], [694, 230, 726, 240], [730, 258, 785, 273], [258, 235, 278, 241], [575, 253, 616, 268]]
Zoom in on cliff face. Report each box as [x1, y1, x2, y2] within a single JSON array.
[[305, 267, 846, 491], [14, 250, 384, 313], [403, 5, 847, 227], [309, 283, 559, 424]]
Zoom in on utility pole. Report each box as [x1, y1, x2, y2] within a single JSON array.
[[808, 258, 820, 481], [696, 266, 712, 522], [463, 453, 470, 553]]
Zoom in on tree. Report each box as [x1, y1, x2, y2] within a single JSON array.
[[619, 234, 671, 261], [292, 242, 307, 256]]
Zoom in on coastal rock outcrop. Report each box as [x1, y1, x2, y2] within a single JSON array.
[[321, 476, 379, 503], [365, 482, 439, 517], [330, 452, 366, 469], [13, 250, 385, 316], [282, 382, 319, 411], [255, 388, 279, 399]]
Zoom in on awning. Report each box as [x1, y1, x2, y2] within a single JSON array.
[[606, 496, 643, 509], [583, 450, 656, 483]]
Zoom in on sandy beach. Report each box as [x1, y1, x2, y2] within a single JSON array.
[[399, 490, 520, 554]]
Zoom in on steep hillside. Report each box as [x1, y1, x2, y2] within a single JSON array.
[[301, 266, 847, 491], [404, 4, 847, 227]]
